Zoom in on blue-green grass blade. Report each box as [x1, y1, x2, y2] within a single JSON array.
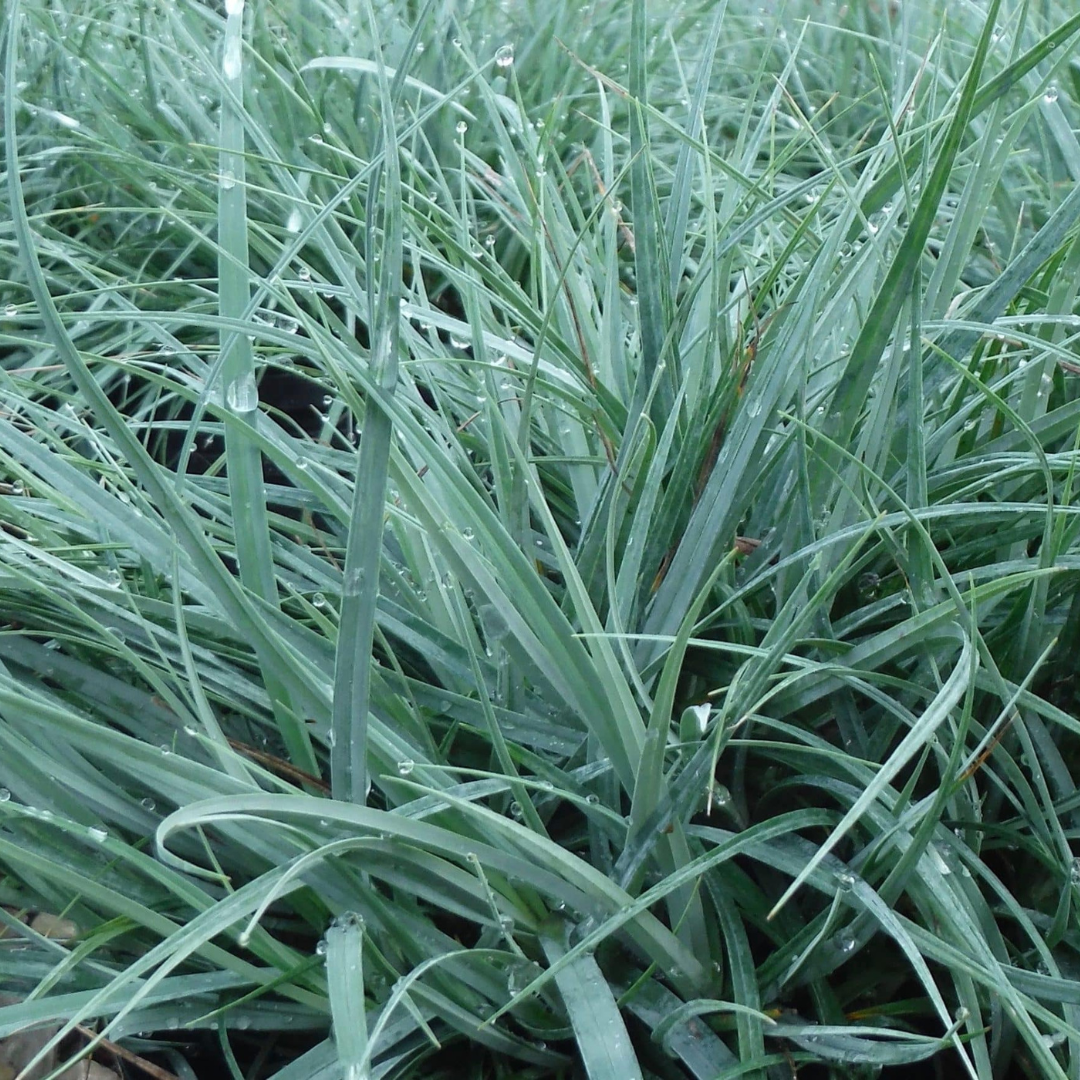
[[540, 917, 643, 1080], [325, 911, 369, 1080], [330, 0, 409, 802]]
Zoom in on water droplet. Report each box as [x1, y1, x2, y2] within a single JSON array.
[[509, 801, 523, 819], [585, 793, 599, 805], [219, 170, 236, 191], [462, 527, 475, 541], [3, 305, 16, 318], [87, 825, 108, 843], [140, 797, 156, 811], [836, 871, 856, 893], [498, 913, 515, 932], [0, 789, 10, 802], [313, 592, 327, 609], [456, 120, 468, 135], [298, 266, 311, 283], [834, 929, 856, 955], [858, 571, 880, 599], [1070, 858, 1080, 886], [1044, 87, 1059, 104], [397, 759, 415, 776], [930, 843, 953, 875], [105, 568, 123, 589], [955, 1005, 970, 1023], [332, 911, 365, 932], [316, 939, 327, 955], [225, 374, 258, 414], [494, 44, 514, 68]]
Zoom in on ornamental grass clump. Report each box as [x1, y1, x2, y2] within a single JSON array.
[[3, 0, 1080, 1077]]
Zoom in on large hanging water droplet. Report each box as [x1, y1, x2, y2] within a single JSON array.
[[226, 373, 258, 414], [494, 44, 515, 68]]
